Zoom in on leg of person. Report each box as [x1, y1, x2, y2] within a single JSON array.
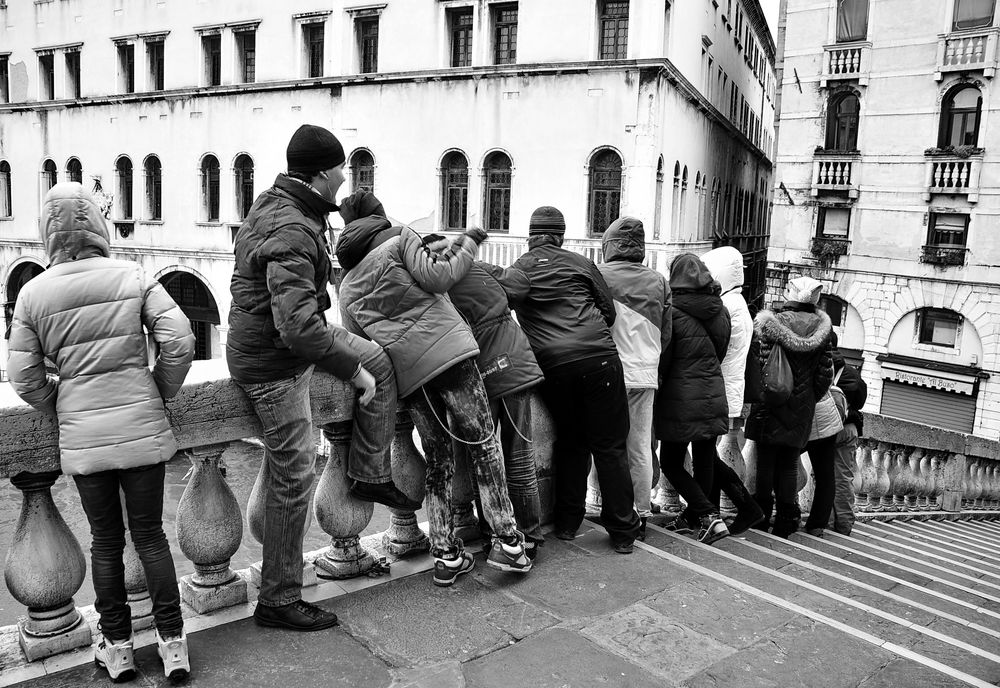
[[74, 470, 136, 682], [772, 445, 803, 538], [341, 332, 420, 511], [540, 367, 592, 540], [752, 442, 777, 531], [240, 367, 337, 631], [715, 455, 764, 534], [830, 423, 859, 535], [659, 442, 715, 521], [805, 435, 838, 535], [120, 463, 188, 680], [625, 389, 655, 539], [497, 390, 546, 553], [408, 382, 474, 587], [688, 439, 730, 544]]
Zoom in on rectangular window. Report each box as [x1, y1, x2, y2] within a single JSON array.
[[147, 40, 165, 90], [39, 53, 55, 100], [359, 18, 379, 74], [450, 8, 474, 67], [202, 34, 221, 86], [236, 30, 256, 83], [818, 206, 850, 238], [0, 56, 8, 103], [117, 43, 135, 93], [493, 4, 518, 65], [599, 0, 629, 60], [837, 0, 869, 41], [65, 50, 81, 99], [918, 308, 961, 347], [304, 23, 325, 77], [928, 212, 969, 246], [953, 0, 996, 30]]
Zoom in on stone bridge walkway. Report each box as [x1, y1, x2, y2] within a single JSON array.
[[5, 516, 1000, 688]]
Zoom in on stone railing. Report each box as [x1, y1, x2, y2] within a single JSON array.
[[935, 26, 1000, 80], [821, 41, 872, 87], [924, 154, 983, 202], [811, 153, 860, 198]]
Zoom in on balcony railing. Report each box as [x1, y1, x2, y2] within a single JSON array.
[[935, 27, 1000, 80], [921, 244, 967, 267], [924, 154, 983, 202], [821, 41, 872, 87], [811, 153, 860, 198]]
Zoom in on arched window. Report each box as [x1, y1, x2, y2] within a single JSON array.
[[234, 154, 254, 221], [144, 155, 162, 221], [939, 86, 983, 148], [588, 148, 622, 234], [115, 156, 133, 220], [826, 93, 860, 151], [200, 154, 220, 222], [159, 271, 220, 360], [66, 158, 83, 184], [441, 151, 469, 230], [0, 161, 11, 218], [483, 151, 512, 233], [349, 149, 375, 193], [953, 0, 996, 30], [653, 156, 664, 240], [670, 161, 682, 238], [42, 159, 58, 193]]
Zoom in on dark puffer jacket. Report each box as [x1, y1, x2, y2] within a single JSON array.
[[745, 302, 834, 448], [833, 349, 868, 435], [227, 174, 360, 384], [654, 254, 731, 443], [447, 262, 543, 401]]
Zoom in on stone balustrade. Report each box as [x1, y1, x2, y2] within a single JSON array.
[[935, 26, 1000, 80], [820, 41, 872, 87], [924, 155, 983, 203]]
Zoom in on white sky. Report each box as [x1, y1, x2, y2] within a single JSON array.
[[761, 0, 780, 42]]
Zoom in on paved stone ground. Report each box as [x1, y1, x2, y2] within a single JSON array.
[[7, 521, 980, 688]]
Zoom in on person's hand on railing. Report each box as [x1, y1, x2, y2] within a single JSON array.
[[350, 365, 376, 406]]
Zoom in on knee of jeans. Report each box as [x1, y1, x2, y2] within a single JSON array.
[[91, 529, 127, 555], [129, 525, 169, 554]]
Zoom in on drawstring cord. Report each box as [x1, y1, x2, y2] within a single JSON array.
[[422, 387, 496, 446], [501, 397, 533, 444]]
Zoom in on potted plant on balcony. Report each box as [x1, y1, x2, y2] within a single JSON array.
[[810, 236, 850, 266], [923, 145, 985, 158], [921, 245, 966, 267]]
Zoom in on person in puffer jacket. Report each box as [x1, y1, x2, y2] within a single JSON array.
[[8, 183, 195, 682], [654, 253, 733, 545], [829, 331, 867, 535], [701, 246, 765, 534], [592, 216, 671, 537], [336, 190, 532, 585], [746, 276, 834, 538]]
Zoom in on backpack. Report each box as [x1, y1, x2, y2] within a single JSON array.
[[762, 342, 793, 406]]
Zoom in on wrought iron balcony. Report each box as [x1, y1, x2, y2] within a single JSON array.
[[924, 151, 984, 202], [935, 27, 1000, 80], [920, 244, 967, 267], [821, 41, 872, 87], [811, 152, 860, 198]]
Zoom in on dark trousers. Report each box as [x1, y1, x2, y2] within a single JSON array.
[[658, 439, 719, 520], [805, 435, 837, 531], [540, 356, 639, 543], [74, 463, 183, 641], [708, 456, 755, 511], [753, 443, 802, 536]]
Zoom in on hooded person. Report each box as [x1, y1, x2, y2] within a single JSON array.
[[336, 190, 533, 586], [7, 182, 195, 681], [653, 252, 732, 545], [745, 275, 834, 538], [828, 331, 867, 535]]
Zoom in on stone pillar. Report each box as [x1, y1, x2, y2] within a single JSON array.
[[4, 471, 91, 661], [382, 408, 430, 557], [903, 449, 924, 511], [312, 420, 377, 578], [939, 453, 966, 512], [856, 444, 876, 512], [871, 444, 891, 511], [176, 444, 247, 614], [916, 453, 933, 510], [930, 455, 945, 510]]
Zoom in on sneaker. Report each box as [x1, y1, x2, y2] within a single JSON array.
[[94, 634, 136, 683], [664, 516, 693, 535], [728, 503, 766, 536], [613, 539, 635, 554], [253, 599, 338, 631], [487, 535, 533, 574], [433, 551, 475, 587], [698, 514, 730, 545], [524, 541, 539, 561], [806, 527, 825, 538], [155, 629, 190, 683], [349, 480, 422, 511]]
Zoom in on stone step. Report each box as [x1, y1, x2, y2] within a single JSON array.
[[913, 520, 1000, 557], [863, 521, 1000, 568]]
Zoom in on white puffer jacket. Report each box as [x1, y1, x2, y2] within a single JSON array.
[[702, 246, 752, 418], [8, 183, 195, 475]]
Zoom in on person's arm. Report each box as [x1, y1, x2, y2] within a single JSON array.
[[399, 226, 484, 293], [482, 262, 531, 306], [140, 276, 196, 399], [7, 297, 58, 415], [660, 278, 673, 353], [587, 260, 616, 327]]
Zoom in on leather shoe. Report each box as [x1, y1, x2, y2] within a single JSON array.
[[350, 480, 422, 511], [253, 600, 338, 631]]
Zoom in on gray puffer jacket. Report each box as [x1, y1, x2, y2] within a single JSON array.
[[8, 183, 195, 475]]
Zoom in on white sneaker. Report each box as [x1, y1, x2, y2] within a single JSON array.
[[94, 634, 136, 683], [155, 628, 190, 682]]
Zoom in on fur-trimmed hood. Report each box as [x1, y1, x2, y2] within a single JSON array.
[[755, 306, 831, 353]]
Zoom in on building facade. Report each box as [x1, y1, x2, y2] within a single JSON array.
[[0, 0, 775, 371], [770, 0, 999, 437]]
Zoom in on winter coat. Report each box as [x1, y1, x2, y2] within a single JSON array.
[[654, 254, 731, 443], [496, 242, 618, 371], [809, 391, 845, 441], [745, 302, 834, 448], [598, 217, 672, 389], [833, 350, 868, 435], [228, 174, 361, 384], [335, 194, 482, 398], [7, 183, 195, 476], [702, 246, 752, 418], [447, 262, 543, 401]]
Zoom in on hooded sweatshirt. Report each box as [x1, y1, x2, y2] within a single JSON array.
[[653, 253, 731, 443], [701, 246, 752, 418], [598, 217, 672, 389], [7, 183, 195, 475]]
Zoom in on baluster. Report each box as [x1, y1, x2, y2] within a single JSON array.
[[176, 443, 247, 614], [381, 408, 430, 557], [4, 471, 91, 661], [931, 455, 944, 510], [990, 465, 1000, 510], [960, 162, 970, 189], [932, 162, 942, 188], [742, 437, 758, 496], [891, 450, 909, 511], [798, 451, 814, 515], [717, 428, 745, 519], [973, 462, 986, 510], [851, 48, 861, 73], [856, 443, 876, 512], [869, 443, 889, 511], [586, 463, 602, 515], [910, 450, 929, 510], [851, 442, 864, 506], [962, 460, 975, 509]]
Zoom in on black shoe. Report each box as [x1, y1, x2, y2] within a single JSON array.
[[349, 480, 422, 511], [698, 514, 730, 545], [663, 516, 693, 535], [253, 600, 339, 631], [524, 541, 539, 561], [728, 503, 766, 535], [613, 539, 634, 554], [554, 528, 577, 541]]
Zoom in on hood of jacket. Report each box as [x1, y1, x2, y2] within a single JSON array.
[[339, 189, 387, 225], [602, 216, 645, 262], [336, 215, 396, 270], [670, 253, 722, 321], [701, 246, 744, 296], [41, 183, 111, 266], [755, 306, 832, 353]]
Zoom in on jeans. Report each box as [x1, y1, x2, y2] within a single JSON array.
[[238, 333, 397, 606], [408, 358, 519, 559], [587, 389, 655, 518], [74, 463, 182, 640], [659, 439, 718, 520], [540, 356, 640, 543], [753, 443, 802, 536], [830, 423, 859, 534], [805, 435, 837, 532]]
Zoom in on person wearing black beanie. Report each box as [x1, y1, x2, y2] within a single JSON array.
[[285, 124, 347, 207]]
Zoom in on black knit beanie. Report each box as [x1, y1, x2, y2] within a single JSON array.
[[286, 124, 346, 174], [528, 206, 566, 235]]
